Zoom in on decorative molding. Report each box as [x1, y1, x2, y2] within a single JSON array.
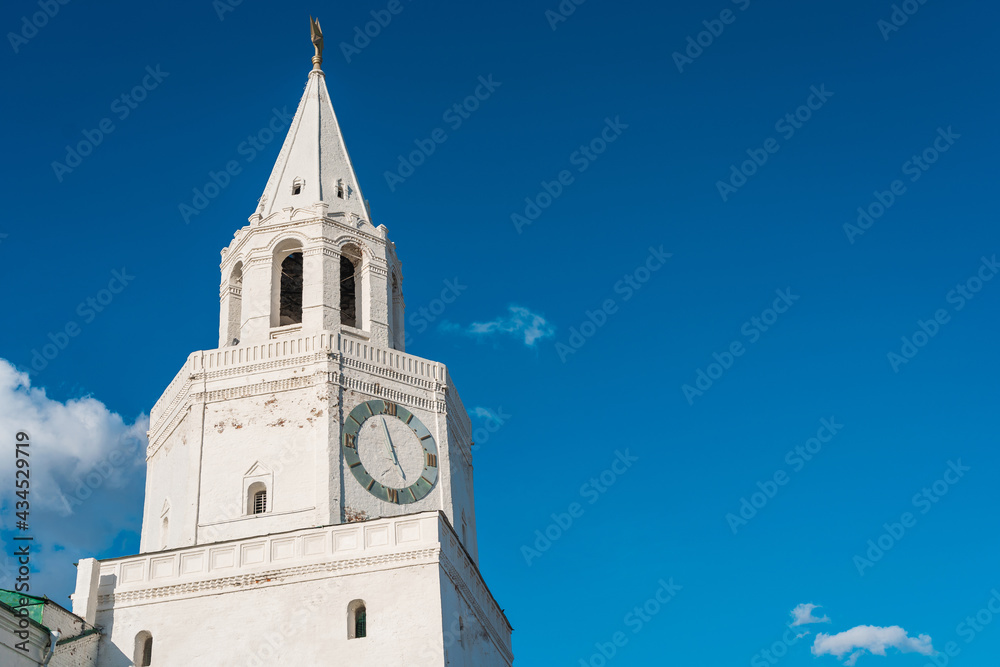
[[98, 547, 440, 608], [192, 373, 325, 405], [331, 372, 445, 414]]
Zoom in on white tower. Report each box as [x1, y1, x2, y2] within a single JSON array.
[[71, 22, 513, 666]]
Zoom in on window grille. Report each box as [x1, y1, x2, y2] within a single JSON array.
[[253, 490, 267, 514], [355, 607, 366, 638]]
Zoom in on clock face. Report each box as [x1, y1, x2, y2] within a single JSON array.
[[342, 400, 438, 504]]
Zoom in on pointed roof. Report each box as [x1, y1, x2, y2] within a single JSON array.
[[256, 54, 369, 221]]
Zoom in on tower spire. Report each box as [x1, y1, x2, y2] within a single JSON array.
[[310, 16, 323, 72], [252, 17, 368, 222]]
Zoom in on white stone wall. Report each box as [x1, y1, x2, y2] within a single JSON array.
[[83, 513, 511, 666], [142, 331, 478, 550], [51, 633, 100, 667]]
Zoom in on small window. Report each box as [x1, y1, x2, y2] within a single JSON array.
[[337, 179, 346, 199], [348, 600, 367, 639], [134, 632, 153, 667], [247, 481, 268, 515], [292, 178, 304, 196], [161, 516, 169, 550]]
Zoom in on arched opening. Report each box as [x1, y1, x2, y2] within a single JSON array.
[[271, 239, 304, 328], [134, 631, 153, 667], [291, 177, 304, 196], [336, 179, 345, 199], [340, 246, 361, 329], [348, 599, 367, 639], [247, 481, 267, 515], [160, 515, 169, 550], [226, 262, 243, 346], [280, 253, 303, 325], [391, 272, 404, 349]]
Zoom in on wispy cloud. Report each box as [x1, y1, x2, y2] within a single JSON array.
[[444, 305, 555, 346], [791, 603, 832, 626], [0, 359, 147, 598], [812, 626, 934, 666]]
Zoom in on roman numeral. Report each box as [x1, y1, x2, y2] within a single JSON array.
[[344, 433, 356, 449], [425, 453, 437, 468], [383, 401, 397, 416], [386, 488, 399, 504]]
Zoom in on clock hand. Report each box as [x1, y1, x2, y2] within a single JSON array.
[[381, 418, 406, 481]]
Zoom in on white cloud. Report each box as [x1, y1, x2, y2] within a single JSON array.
[[812, 625, 934, 665], [0, 359, 147, 598], [791, 602, 832, 626], [448, 305, 555, 346]]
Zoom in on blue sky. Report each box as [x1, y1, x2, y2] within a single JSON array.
[[1, 0, 999, 664]]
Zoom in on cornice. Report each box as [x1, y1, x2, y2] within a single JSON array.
[[98, 547, 439, 608], [222, 215, 387, 272]]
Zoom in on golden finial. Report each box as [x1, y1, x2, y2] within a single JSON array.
[[310, 16, 324, 71]]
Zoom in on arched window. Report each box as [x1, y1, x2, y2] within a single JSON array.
[[279, 252, 303, 325], [336, 179, 345, 199], [134, 631, 153, 666], [247, 482, 267, 515], [226, 262, 243, 346], [291, 177, 304, 196], [348, 600, 367, 639], [391, 272, 404, 349], [340, 246, 361, 329], [271, 240, 304, 329]]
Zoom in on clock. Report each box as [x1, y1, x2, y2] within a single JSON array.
[[342, 399, 439, 504]]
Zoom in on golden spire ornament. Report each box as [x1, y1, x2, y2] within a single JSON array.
[[310, 16, 324, 71]]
